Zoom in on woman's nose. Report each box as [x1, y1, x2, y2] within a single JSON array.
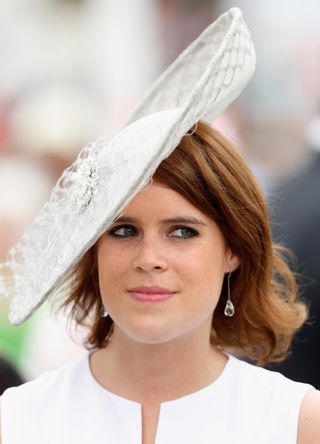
[[132, 237, 168, 272]]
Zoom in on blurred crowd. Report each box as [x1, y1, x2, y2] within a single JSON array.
[[1, 0, 320, 391]]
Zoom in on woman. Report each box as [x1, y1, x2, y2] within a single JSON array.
[[1, 8, 319, 444], [2, 121, 320, 443]]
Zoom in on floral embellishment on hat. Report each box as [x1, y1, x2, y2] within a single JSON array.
[[72, 157, 101, 213]]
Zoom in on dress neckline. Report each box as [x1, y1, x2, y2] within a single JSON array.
[[84, 350, 235, 407]]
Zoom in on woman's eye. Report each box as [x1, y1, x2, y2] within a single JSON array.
[[109, 225, 137, 238], [169, 227, 198, 239]]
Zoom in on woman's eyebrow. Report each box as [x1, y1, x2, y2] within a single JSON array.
[[160, 216, 207, 226], [114, 216, 207, 226]]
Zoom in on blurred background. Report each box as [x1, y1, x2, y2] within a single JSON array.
[[0, 0, 320, 390]]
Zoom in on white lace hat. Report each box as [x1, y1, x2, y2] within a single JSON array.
[[0, 7, 255, 325]]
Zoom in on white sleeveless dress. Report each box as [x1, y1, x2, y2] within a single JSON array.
[[1, 353, 313, 443]]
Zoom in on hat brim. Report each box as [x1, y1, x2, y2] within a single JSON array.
[[3, 7, 255, 325]]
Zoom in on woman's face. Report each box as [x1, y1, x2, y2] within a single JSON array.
[[97, 182, 239, 345]]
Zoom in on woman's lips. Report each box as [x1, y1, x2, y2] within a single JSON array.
[[128, 286, 176, 302]]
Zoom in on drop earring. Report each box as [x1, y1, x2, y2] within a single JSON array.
[[100, 305, 108, 318], [224, 272, 235, 317]]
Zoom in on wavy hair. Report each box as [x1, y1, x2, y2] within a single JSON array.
[[60, 121, 307, 365]]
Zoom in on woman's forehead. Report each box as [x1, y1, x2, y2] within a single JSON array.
[[114, 182, 220, 231], [122, 182, 201, 216]]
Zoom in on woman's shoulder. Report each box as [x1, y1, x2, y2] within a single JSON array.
[[230, 354, 313, 393], [2, 352, 88, 406], [1, 353, 90, 443], [228, 355, 314, 416], [226, 355, 318, 442]]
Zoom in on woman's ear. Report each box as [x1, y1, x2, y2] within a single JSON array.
[[225, 249, 240, 273]]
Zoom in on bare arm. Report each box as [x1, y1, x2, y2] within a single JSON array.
[[298, 389, 320, 444]]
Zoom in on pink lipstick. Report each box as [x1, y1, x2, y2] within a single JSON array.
[[128, 286, 176, 302]]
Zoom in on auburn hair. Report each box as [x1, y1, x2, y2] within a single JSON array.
[[60, 121, 307, 365]]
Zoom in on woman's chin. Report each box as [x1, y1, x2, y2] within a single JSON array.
[[115, 318, 180, 346]]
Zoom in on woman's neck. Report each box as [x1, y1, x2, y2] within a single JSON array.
[[90, 326, 227, 405]]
